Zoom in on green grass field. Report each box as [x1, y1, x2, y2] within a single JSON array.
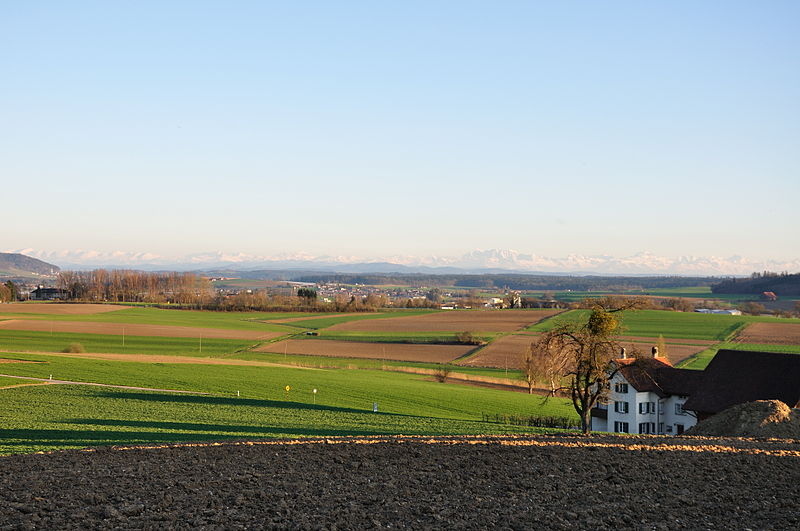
[[0, 329, 256, 358], [233, 350, 525, 379], [527, 309, 800, 341], [0, 352, 575, 455], [279, 310, 438, 330]]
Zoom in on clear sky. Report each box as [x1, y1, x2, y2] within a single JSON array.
[[2, 1, 798, 265]]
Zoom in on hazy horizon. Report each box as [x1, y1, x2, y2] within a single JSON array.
[[3, 2, 798, 266]]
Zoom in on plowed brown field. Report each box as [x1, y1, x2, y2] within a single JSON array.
[[736, 322, 800, 345], [0, 303, 129, 315], [255, 339, 474, 363], [0, 320, 280, 340], [1, 435, 798, 529], [462, 334, 708, 368], [327, 310, 561, 333]]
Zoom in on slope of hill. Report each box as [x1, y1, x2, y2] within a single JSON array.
[[0, 253, 60, 279]]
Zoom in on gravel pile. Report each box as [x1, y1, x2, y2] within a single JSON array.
[[1, 434, 799, 530], [687, 400, 800, 438]]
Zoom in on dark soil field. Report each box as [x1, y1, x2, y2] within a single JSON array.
[[255, 339, 473, 363], [736, 322, 800, 345], [1, 434, 798, 530], [327, 310, 562, 333]]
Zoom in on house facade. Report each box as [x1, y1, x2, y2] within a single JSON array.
[[591, 348, 703, 435]]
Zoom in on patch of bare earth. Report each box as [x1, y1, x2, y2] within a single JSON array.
[[0, 303, 131, 315], [0, 435, 798, 529], [736, 322, 800, 345], [0, 319, 280, 340], [327, 310, 562, 333], [255, 339, 473, 363]]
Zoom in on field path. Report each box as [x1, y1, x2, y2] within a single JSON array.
[[0, 349, 318, 369], [0, 319, 282, 340], [0, 373, 209, 394]]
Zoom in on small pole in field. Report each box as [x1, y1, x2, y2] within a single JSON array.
[[237, 390, 240, 397], [49, 374, 52, 380], [373, 402, 378, 413], [312, 388, 317, 405], [285, 385, 290, 400]]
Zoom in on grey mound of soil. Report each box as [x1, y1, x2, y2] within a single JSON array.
[[1, 435, 800, 530], [687, 400, 800, 438]]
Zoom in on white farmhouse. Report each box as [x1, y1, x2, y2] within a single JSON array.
[[591, 347, 703, 435]]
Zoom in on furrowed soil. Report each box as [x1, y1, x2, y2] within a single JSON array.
[[0, 319, 281, 340], [736, 322, 800, 345], [0, 303, 130, 315], [462, 335, 708, 368], [1, 435, 798, 530], [328, 310, 562, 333], [254, 339, 474, 363]]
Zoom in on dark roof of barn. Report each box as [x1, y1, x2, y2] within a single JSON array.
[[616, 357, 703, 398], [683, 349, 800, 415]]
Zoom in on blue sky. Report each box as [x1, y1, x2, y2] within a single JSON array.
[[2, 1, 798, 266]]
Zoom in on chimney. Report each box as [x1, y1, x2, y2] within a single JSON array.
[[620, 347, 627, 359], [652, 346, 659, 358]]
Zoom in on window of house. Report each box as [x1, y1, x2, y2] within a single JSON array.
[[658, 402, 664, 415], [614, 421, 629, 433], [614, 401, 629, 414], [675, 402, 686, 416], [614, 382, 629, 393], [666, 425, 673, 433], [658, 422, 664, 434], [675, 424, 685, 435], [638, 422, 656, 434], [639, 402, 656, 414]]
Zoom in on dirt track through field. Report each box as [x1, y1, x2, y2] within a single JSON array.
[[1, 434, 798, 529], [0, 319, 281, 340], [328, 310, 562, 333], [736, 322, 800, 345], [264, 313, 354, 324], [462, 334, 709, 368], [0, 373, 208, 394], [0, 350, 315, 369], [0, 303, 130, 315], [255, 339, 474, 363]]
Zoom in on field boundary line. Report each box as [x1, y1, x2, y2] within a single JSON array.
[[0, 373, 210, 394]]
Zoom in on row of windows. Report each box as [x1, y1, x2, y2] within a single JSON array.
[[613, 400, 687, 416], [614, 422, 686, 435]]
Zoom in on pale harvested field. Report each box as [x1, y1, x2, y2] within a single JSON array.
[[0, 303, 129, 315], [327, 310, 562, 333], [462, 334, 708, 368], [736, 322, 800, 345], [0, 320, 280, 341], [255, 339, 474, 363]]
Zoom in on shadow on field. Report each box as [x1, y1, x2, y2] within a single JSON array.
[[62, 418, 391, 437], [94, 390, 411, 417]]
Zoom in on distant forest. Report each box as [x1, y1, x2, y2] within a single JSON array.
[[712, 272, 800, 296], [294, 273, 719, 291]]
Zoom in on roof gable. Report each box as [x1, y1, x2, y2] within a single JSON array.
[[616, 357, 702, 397]]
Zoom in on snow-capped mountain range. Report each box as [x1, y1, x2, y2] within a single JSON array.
[[7, 248, 799, 276]]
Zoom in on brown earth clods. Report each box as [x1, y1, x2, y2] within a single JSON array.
[[0, 320, 281, 341], [687, 400, 800, 439], [1, 434, 799, 530], [327, 310, 562, 333], [0, 303, 130, 315], [735, 322, 800, 345], [255, 339, 474, 363]]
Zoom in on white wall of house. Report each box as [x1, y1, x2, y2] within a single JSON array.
[[598, 372, 697, 435]]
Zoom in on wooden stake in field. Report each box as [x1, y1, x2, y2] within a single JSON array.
[[312, 388, 317, 405]]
